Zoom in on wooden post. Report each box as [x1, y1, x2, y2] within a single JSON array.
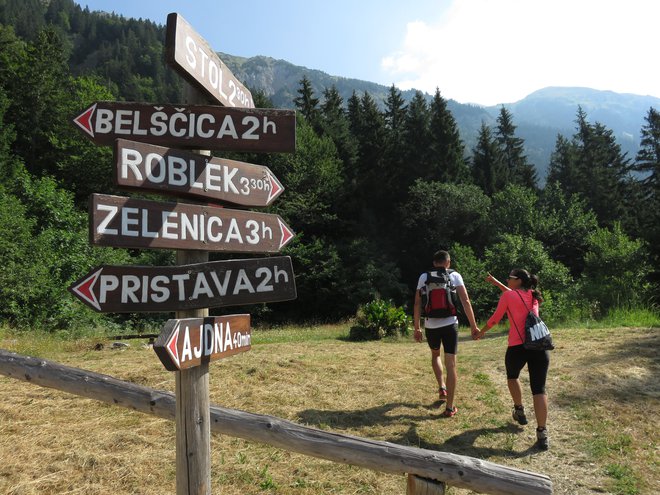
[[175, 249, 210, 495], [407, 474, 446, 494], [176, 82, 212, 495]]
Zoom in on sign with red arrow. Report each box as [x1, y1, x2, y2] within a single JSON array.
[[114, 139, 284, 207], [72, 101, 295, 153], [68, 256, 296, 313], [166, 13, 254, 109], [89, 194, 295, 253], [154, 315, 251, 371]]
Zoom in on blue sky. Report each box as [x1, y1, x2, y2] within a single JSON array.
[[75, 1, 659, 106]]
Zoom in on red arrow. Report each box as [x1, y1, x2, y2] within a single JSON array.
[[278, 218, 295, 249], [69, 267, 102, 311], [73, 103, 96, 138], [166, 323, 181, 368], [266, 170, 284, 205]]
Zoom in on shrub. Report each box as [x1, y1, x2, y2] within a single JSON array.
[[348, 299, 411, 341]]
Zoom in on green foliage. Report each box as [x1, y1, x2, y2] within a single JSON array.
[[483, 234, 574, 322], [579, 223, 652, 315], [348, 299, 411, 341]]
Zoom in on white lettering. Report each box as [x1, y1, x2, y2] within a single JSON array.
[[96, 204, 118, 235]]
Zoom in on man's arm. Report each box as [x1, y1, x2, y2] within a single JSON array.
[[456, 285, 480, 338], [413, 289, 423, 342]]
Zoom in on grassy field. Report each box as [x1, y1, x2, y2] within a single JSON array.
[[0, 322, 658, 494]]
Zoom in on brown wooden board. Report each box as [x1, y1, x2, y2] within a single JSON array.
[[89, 194, 295, 252], [72, 101, 295, 153], [68, 256, 297, 313], [154, 315, 251, 371], [114, 139, 284, 207], [166, 13, 254, 109]]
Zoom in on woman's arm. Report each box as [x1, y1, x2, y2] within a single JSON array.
[[485, 272, 509, 292], [477, 292, 509, 338]]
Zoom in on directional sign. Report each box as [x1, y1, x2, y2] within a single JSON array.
[[114, 139, 284, 207], [72, 101, 296, 153], [166, 13, 254, 109], [154, 315, 251, 371], [68, 256, 297, 313], [89, 194, 295, 253]]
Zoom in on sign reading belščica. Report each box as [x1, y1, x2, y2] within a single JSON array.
[[73, 102, 295, 153]]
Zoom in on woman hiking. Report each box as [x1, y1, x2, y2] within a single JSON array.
[[477, 269, 550, 450]]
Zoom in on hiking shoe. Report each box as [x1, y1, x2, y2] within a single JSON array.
[[438, 387, 448, 403], [512, 405, 528, 425], [536, 427, 549, 450], [441, 406, 458, 418]]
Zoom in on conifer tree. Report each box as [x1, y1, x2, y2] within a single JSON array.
[[320, 85, 357, 168], [403, 90, 431, 180], [471, 122, 506, 195], [429, 88, 468, 183], [293, 75, 320, 132], [495, 106, 538, 189]]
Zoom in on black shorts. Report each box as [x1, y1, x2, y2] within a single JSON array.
[[425, 324, 458, 354], [505, 344, 550, 395]]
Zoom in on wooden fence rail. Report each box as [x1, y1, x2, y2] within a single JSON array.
[[0, 349, 552, 495]]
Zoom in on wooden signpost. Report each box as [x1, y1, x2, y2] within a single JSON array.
[[69, 11, 297, 495], [72, 101, 296, 152], [68, 257, 297, 313], [114, 139, 284, 206], [165, 13, 254, 109], [154, 315, 251, 371], [88, 193, 295, 252]]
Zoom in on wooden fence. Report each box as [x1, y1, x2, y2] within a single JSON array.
[[0, 348, 552, 494]]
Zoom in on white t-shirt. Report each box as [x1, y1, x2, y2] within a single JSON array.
[[417, 270, 465, 329]]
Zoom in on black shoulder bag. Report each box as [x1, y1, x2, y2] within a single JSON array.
[[511, 290, 554, 351]]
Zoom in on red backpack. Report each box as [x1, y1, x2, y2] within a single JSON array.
[[421, 268, 457, 318]]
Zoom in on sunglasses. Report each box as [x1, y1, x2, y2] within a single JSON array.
[[507, 275, 519, 280]]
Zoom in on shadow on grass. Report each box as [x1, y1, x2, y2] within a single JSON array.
[[399, 423, 539, 460], [297, 401, 432, 429], [297, 403, 539, 460]]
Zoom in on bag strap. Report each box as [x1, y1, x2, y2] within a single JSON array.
[[514, 289, 532, 312], [510, 290, 531, 344]]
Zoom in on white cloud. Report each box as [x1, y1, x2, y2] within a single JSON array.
[[381, 0, 660, 105]]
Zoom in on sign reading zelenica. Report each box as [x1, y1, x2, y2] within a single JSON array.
[[88, 194, 295, 253]]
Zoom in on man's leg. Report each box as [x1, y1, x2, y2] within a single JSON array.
[[431, 348, 445, 390], [444, 353, 457, 409]]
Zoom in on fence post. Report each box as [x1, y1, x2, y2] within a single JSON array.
[[407, 474, 446, 494]]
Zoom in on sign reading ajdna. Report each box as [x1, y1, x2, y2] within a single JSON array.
[[154, 315, 251, 371]]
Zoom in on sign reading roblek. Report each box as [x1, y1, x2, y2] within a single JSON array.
[[114, 139, 284, 207]]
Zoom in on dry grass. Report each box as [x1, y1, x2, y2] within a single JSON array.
[[0, 324, 658, 494]]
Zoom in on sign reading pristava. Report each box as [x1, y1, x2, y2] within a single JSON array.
[[154, 315, 251, 371], [68, 256, 297, 313]]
